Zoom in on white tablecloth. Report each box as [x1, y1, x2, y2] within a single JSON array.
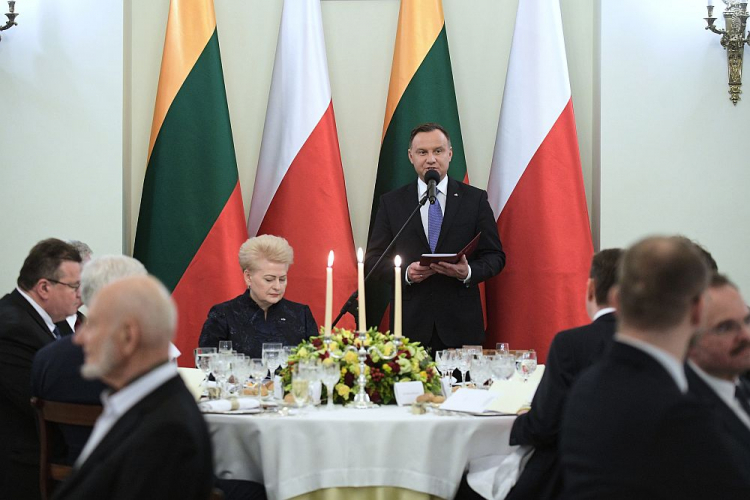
[[205, 406, 517, 500]]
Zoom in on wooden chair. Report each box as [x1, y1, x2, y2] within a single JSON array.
[[30, 397, 103, 500]]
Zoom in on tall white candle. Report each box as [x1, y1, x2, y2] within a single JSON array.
[[394, 255, 402, 338], [325, 251, 334, 336], [357, 248, 366, 331]]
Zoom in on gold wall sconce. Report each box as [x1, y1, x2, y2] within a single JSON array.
[[705, 1, 750, 105], [0, 1, 17, 42]]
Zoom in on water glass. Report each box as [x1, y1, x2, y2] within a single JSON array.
[[496, 343, 510, 355], [209, 353, 232, 397], [515, 351, 538, 382], [218, 341, 233, 353], [455, 349, 471, 388], [321, 360, 341, 410], [194, 347, 217, 368], [490, 354, 515, 382], [470, 355, 491, 389], [262, 343, 283, 377]]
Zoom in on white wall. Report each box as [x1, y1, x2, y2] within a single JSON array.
[[600, 1, 750, 290], [0, 2, 123, 292]]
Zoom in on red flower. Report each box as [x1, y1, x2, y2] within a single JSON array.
[[344, 372, 355, 386], [312, 338, 323, 349], [389, 361, 400, 374]]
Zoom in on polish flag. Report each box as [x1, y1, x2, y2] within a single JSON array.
[[485, 0, 593, 362], [246, 0, 357, 331]]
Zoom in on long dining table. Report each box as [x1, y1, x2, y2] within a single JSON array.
[[205, 405, 518, 500]]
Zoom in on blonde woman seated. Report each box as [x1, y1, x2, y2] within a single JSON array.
[[199, 235, 318, 359]]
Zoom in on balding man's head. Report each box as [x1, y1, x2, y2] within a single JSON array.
[[617, 236, 709, 331], [75, 275, 177, 388]]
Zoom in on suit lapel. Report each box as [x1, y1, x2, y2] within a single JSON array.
[[10, 289, 56, 341], [435, 178, 463, 251], [403, 181, 429, 251]]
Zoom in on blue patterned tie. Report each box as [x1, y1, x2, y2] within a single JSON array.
[[52, 325, 61, 340], [428, 196, 443, 253]]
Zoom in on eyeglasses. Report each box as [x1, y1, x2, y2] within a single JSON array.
[[707, 316, 750, 336], [46, 279, 81, 291]]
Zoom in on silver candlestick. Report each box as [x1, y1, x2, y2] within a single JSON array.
[[323, 329, 402, 409]]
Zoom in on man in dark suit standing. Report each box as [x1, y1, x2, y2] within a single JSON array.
[[366, 123, 505, 350], [686, 273, 750, 468], [0, 238, 82, 499], [560, 236, 750, 499], [53, 274, 212, 500], [505, 248, 621, 500]]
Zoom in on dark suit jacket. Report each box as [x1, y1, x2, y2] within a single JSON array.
[[560, 341, 750, 499], [199, 291, 318, 359], [31, 335, 107, 464], [685, 363, 750, 469], [0, 289, 58, 496], [507, 312, 616, 500], [52, 375, 213, 500], [365, 178, 505, 346]]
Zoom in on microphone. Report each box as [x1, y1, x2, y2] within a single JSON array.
[[425, 170, 440, 205]]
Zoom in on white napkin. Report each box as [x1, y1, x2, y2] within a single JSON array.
[[466, 446, 534, 500], [199, 397, 261, 412]]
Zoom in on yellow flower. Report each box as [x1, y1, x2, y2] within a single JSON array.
[[383, 364, 392, 374], [340, 366, 347, 375], [336, 383, 351, 399], [364, 338, 372, 347], [382, 343, 394, 357], [322, 357, 334, 367], [344, 350, 358, 364], [298, 347, 308, 358], [420, 370, 427, 379]]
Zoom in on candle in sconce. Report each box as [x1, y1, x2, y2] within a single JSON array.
[[325, 251, 334, 336], [357, 248, 366, 332], [394, 255, 402, 338]]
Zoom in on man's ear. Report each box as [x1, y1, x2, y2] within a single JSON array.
[[120, 321, 140, 358], [608, 285, 620, 310], [586, 278, 596, 303]]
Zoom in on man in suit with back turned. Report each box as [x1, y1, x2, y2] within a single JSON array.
[[560, 236, 750, 499], [365, 123, 505, 351], [52, 274, 212, 500], [0, 238, 82, 499], [686, 273, 750, 469], [505, 248, 622, 500]]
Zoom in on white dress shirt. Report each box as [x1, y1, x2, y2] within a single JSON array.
[[592, 307, 616, 321], [76, 362, 178, 467], [615, 334, 689, 393], [407, 176, 471, 284]]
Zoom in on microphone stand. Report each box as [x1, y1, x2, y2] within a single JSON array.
[[332, 192, 430, 329]]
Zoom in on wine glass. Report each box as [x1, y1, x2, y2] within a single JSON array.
[[321, 360, 341, 410], [291, 365, 310, 413], [249, 358, 268, 402], [262, 343, 283, 376], [300, 358, 322, 407], [435, 350, 451, 379], [209, 353, 232, 398], [194, 347, 217, 368], [218, 341, 233, 353], [515, 351, 538, 382], [496, 343, 510, 355], [195, 351, 216, 394], [231, 354, 251, 397], [455, 349, 471, 388]]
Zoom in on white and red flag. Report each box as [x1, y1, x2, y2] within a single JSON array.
[[247, 0, 357, 330], [485, 0, 593, 362]]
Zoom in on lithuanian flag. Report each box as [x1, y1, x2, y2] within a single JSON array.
[[133, 0, 247, 366], [366, 0, 468, 328]]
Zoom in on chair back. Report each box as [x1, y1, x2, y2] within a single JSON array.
[[30, 397, 103, 500]]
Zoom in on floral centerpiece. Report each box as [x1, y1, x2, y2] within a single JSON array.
[[280, 328, 442, 405]]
